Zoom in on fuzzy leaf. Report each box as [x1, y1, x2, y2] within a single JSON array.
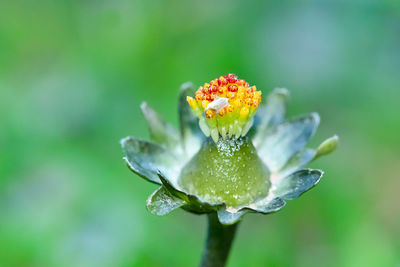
[[217, 210, 246, 225], [252, 88, 289, 147], [257, 113, 320, 172], [273, 169, 323, 200], [178, 82, 205, 158], [141, 102, 181, 153], [121, 137, 180, 184], [146, 186, 185, 216]]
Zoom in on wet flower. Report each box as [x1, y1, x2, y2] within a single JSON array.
[[121, 74, 338, 225]]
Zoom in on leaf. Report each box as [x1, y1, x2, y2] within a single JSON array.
[[257, 113, 320, 172], [273, 169, 323, 200], [146, 186, 185, 216], [252, 88, 289, 147], [121, 137, 180, 184], [178, 82, 205, 158], [277, 149, 316, 179], [245, 197, 286, 214], [141, 102, 181, 154], [217, 209, 246, 225]]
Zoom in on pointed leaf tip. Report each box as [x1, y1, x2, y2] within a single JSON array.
[[272, 88, 290, 99], [274, 169, 323, 200], [180, 81, 195, 92], [140, 101, 148, 110]]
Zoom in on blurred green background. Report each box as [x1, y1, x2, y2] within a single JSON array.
[[1, 0, 399, 266]]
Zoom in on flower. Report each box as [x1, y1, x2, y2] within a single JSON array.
[[121, 74, 338, 225]]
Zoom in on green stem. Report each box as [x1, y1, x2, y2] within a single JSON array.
[[200, 213, 239, 267]]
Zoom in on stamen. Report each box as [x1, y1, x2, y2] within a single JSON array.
[[187, 74, 262, 142]]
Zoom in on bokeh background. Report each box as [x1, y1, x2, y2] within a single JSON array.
[[1, 1, 399, 266]]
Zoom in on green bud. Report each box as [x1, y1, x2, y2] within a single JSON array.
[[314, 135, 339, 160]]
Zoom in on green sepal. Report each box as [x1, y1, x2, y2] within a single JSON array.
[[257, 113, 320, 172], [252, 88, 289, 146], [178, 82, 205, 158], [217, 210, 246, 225], [121, 137, 180, 184], [146, 186, 185, 216], [273, 169, 323, 200], [141, 102, 181, 153]]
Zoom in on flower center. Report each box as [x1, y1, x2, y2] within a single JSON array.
[[187, 74, 261, 143]]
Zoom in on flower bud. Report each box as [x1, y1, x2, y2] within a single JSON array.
[[315, 135, 339, 159]]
